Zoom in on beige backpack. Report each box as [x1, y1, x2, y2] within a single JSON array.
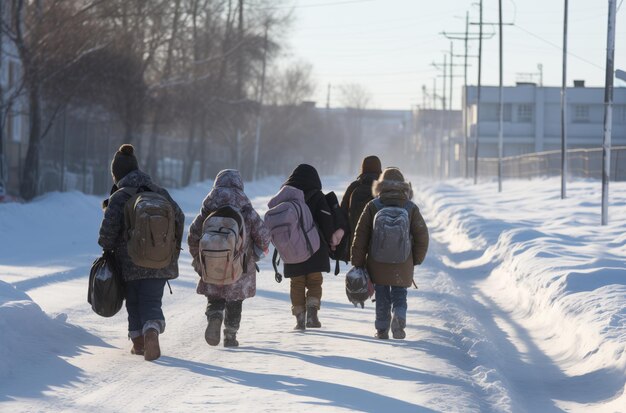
[[123, 187, 177, 269], [199, 206, 247, 285]]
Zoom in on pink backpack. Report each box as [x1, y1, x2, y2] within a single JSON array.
[[265, 186, 320, 280]]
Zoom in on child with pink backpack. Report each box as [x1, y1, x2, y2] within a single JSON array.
[[265, 164, 343, 330]]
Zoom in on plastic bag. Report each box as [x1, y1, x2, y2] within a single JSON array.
[[88, 251, 124, 317]]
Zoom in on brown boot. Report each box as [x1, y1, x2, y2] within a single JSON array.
[[294, 311, 306, 330], [143, 329, 161, 361], [306, 306, 321, 328], [130, 336, 144, 356]]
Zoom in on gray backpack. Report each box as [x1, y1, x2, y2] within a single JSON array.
[[265, 185, 320, 264], [123, 187, 177, 269], [369, 198, 413, 264], [199, 206, 247, 285]]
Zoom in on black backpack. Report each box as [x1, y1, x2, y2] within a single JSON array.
[[325, 191, 350, 274], [348, 177, 375, 234], [88, 251, 125, 317]]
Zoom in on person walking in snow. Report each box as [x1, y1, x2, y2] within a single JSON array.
[[350, 167, 429, 339], [340, 155, 382, 260], [98, 144, 185, 360], [267, 164, 339, 330], [188, 169, 270, 347]]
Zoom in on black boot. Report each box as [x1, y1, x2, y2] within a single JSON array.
[[205, 313, 223, 346], [391, 316, 406, 339], [306, 306, 321, 328], [223, 331, 239, 347], [223, 301, 242, 347], [294, 311, 306, 330], [375, 329, 389, 339]]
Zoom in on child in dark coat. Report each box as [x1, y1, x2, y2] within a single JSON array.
[[277, 164, 339, 330]]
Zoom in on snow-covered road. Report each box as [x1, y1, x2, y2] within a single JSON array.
[[1, 177, 624, 412]]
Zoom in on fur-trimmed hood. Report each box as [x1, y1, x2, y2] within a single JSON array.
[[372, 179, 413, 201]]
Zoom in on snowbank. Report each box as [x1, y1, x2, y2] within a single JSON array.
[[418, 177, 626, 410], [0, 280, 108, 401]]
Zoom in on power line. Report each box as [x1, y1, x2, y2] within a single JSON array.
[[513, 24, 604, 71]]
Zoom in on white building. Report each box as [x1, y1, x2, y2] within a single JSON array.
[[464, 82, 626, 157]]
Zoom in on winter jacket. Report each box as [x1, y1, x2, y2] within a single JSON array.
[[188, 170, 271, 301], [340, 172, 379, 253], [98, 170, 185, 282], [281, 164, 334, 278], [350, 179, 429, 288]]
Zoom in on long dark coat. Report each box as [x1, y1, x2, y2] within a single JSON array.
[[280, 164, 334, 278]]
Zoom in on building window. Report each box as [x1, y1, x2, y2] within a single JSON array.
[[517, 104, 533, 123], [573, 105, 590, 123]]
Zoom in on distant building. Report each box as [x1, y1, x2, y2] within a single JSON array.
[[321, 107, 412, 174], [464, 82, 626, 157]]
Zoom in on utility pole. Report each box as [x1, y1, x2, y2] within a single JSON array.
[[463, 12, 469, 179], [561, 0, 568, 199], [442, 11, 483, 180], [252, 22, 269, 181], [449, 42, 454, 111], [474, 0, 483, 185], [469, 0, 512, 185], [442, 54, 447, 111], [601, 0, 616, 226], [326, 83, 331, 111], [497, 0, 504, 192]]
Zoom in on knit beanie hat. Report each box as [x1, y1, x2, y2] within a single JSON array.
[[379, 167, 405, 183], [360, 156, 382, 175], [111, 144, 138, 183]]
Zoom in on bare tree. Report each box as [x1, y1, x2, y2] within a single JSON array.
[[3, 0, 108, 200]]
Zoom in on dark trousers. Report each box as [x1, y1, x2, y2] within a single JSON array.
[[125, 279, 167, 337], [374, 285, 407, 331], [206, 299, 243, 334]]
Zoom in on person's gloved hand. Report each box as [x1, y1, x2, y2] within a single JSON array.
[[330, 228, 345, 251]]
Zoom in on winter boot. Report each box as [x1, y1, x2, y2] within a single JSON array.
[[391, 316, 406, 340], [205, 313, 223, 346], [143, 329, 161, 361], [375, 329, 389, 340], [223, 331, 239, 347], [306, 306, 321, 328], [130, 336, 144, 356], [294, 311, 306, 330]]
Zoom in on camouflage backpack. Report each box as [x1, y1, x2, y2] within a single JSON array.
[[199, 206, 247, 285], [369, 198, 414, 264], [345, 266, 374, 308], [123, 186, 177, 269]]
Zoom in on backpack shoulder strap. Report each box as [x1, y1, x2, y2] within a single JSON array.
[[118, 187, 138, 197], [372, 198, 384, 211], [272, 249, 283, 283], [403, 200, 417, 213]]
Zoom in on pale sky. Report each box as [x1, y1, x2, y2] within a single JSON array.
[[282, 0, 626, 110]]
